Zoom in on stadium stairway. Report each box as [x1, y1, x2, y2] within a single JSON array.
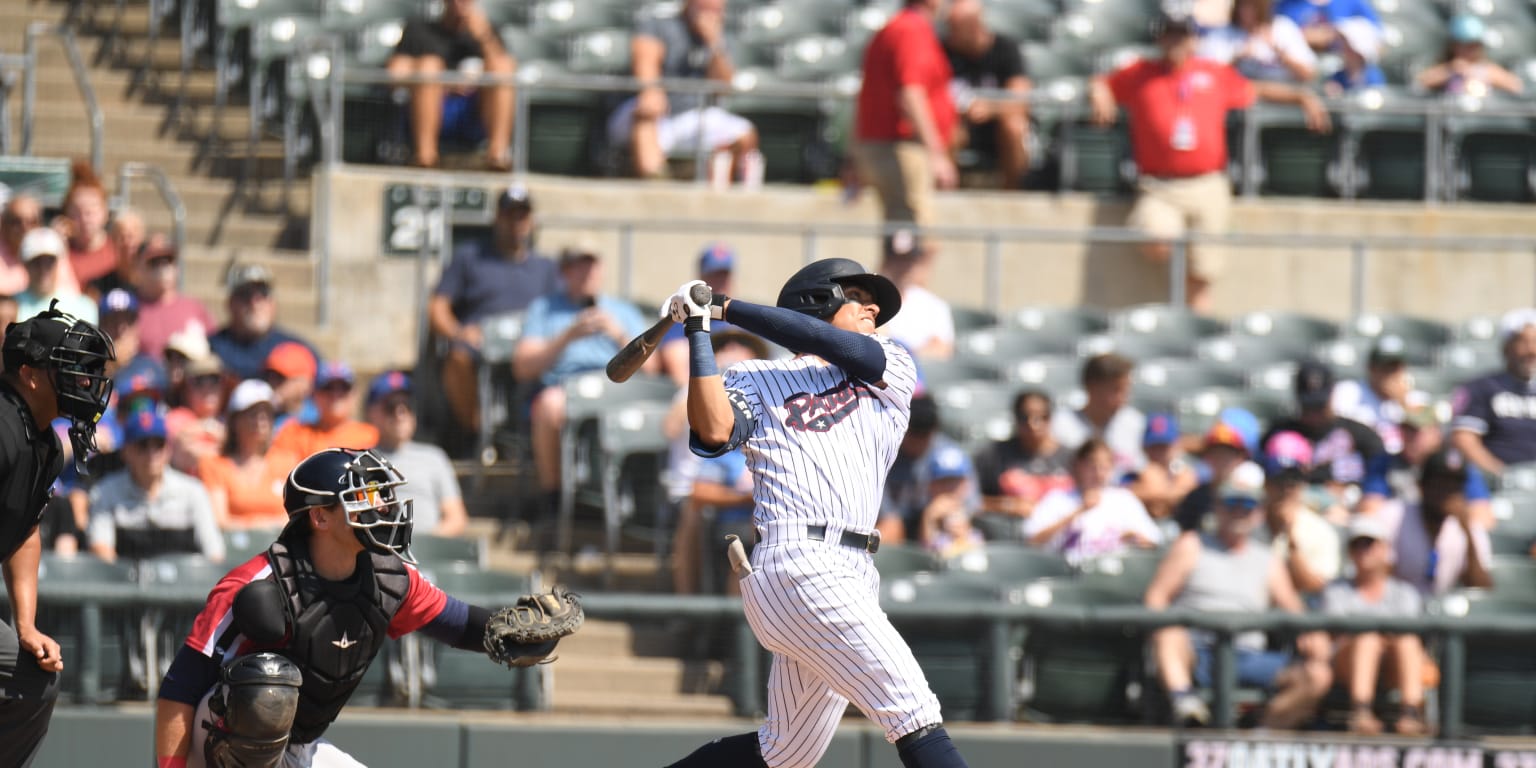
[[548, 619, 735, 718], [1, 0, 329, 346]]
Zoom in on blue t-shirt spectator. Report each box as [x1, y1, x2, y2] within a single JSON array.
[[696, 451, 754, 524], [521, 294, 648, 388], [209, 327, 318, 382], [1276, 0, 1380, 28], [1328, 64, 1385, 92], [434, 239, 560, 326]]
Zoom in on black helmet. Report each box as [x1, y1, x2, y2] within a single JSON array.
[[284, 448, 415, 563], [3, 300, 116, 467], [776, 257, 902, 327]]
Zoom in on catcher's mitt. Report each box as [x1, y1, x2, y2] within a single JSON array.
[[484, 587, 584, 668]]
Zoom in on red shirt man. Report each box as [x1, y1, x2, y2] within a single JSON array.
[[852, 0, 958, 224], [1107, 58, 1255, 178]]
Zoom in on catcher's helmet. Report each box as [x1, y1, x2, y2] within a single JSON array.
[[3, 300, 116, 464], [776, 258, 902, 327], [284, 448, 416, 563]]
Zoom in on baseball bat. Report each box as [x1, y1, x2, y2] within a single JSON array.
[[606, 283, 713, 383]]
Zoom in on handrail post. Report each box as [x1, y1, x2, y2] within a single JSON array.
[[59, 26, 104, 177], [511, 73, 530, 177], [1241, 107, 1259, 198], [984, 232, 1002, 317], [1425, 107, 1442, 203], [1350, 240, 1367, 324], [1169, 235, 1190, 308], [1440, 630, 1465, 740], [618, 223, 634, 300], [325, 38, 343, 168], [732, 616, 761, 718], [802, 228, 818, 266], [985, 617, 1011, 721], [1211, 629, 1236, 729], [21, 23, 37, 156], [80, 601, 102, 703]]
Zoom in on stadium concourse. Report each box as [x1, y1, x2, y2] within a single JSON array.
[[6, 0, 1536, 765]]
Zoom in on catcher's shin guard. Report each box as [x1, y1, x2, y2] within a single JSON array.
[[204, 652, 303, 768]]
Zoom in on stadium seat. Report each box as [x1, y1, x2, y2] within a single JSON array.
[[1352, 313, 1453, 348], [775, 35, 860, 81], [1114, 304, 1228, 342], [986, 0, 1058, 42], [420, 567, 535, 709], [1456, 315, 1501, 343], [1231, 310, 1341, 348], [528, 0, 622, 37], [971, 513, 1027, 543], [1438, 340, 1503, 377], [739, 1, 836, 47], [1001, 355, 1084, 397], [1337, 87, 1429, 200], [519, 63, 607, 176], [1196, 335, 1304, 371], [37, 555, 136, 702], [1053, 111, 1133, 194], [1014, 579, 1146, 723], [1008, 305, 1111, 338], [1133, 359, 1248, 399], [596, 401, 673, 582], [1436, 589, 1536, 734], [1019, 40, 1093, 82], [919, 358, 1002, 389], [223, 529, 276, 563], [949, 306, 998, 335], [932, 380, 1017, 447], [558, 372, 675, 555], [1077, 549, 1164, 598], [722, 69, 827, 183], [1445, 104, 1536, 204], [1177, 388, 1291, 436], [501, 25, 558, 66], [1077, 332, 1192, 361], [139, 555, 234, 696], [565, 27, 632, 74], [1246, 360, 1302, 398], [1244, 102, 1340, 197], [1050, 2, 1149, 51], [1405, 366, 1463, 398], [1491, 491, 1536, 538], [945, 543, 1071, 583], [322, 0, 423, 32], [410, 534, 489, 568], [883, 573, 1007, 721], [873, 544, 939, 579], [956, 326, 1077, 365]]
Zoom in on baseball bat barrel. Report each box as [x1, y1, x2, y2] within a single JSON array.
[[605, 284, 714, 383]]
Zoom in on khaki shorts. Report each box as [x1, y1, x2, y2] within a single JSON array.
[[1128, 171, 1233, 279], [852, 140, 933, 225]]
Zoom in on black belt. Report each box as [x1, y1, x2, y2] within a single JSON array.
[[807, 524, 881, 554]]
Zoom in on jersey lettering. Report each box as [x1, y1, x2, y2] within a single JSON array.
[[782, 379, 874, 433], [1490, 392, 1536, 420]]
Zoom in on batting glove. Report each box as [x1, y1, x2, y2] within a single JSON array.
[[666, 280, 712, 333]]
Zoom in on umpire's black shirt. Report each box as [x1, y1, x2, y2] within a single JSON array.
[[0, 379, 62, 563]]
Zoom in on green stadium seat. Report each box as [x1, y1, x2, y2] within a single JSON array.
[[1195, 335, 1304, 371], [1078, 332, 1193, 361], [1435, 589, 1536, 734], [932, 380, 1018, 447], [1456, 315, 1501, 343], [1019, 40, 1093, 82], [1232, 310, 1340, 348], [972, 513, 1027, 543], [223, 529, 276, 563], [1178, 388, 1291, 436], [419, 567, 534, 709], [322, 0, 424, 32], [1000, 355, 1083, 396], [945, 543, 1071, 584], [740, 2, 834, 47], [720, 69, 826, 183], [37, 555, 136, 703], [949, 306, 999, 334], [1445, 106, 1536, 203], [956, 326, 1077, 366], [1404, 366, 1462, 398], [1008, 306, 1111, 338], [1437, 341, 1501, 376], [501, 25, 558, 65], [528, 0, 621, 37], [411, 534, 489, 568], [1014, 579, 1146, 723], [1077, 549, 1164, 598], [1352, 313, 1453, 348], [1114, 304, 1227, 342], [883, 573, 1007, 721], [775, 35, 859, 81], [1378, 19, 1445, 84], [558, 372, 675, 554], [919, 358, 1001, 389], [1134, 359, 1248, 399], [1244, 102, 1340, 198], [873, 544, 939, 579], [565, 27, 632, 74], [1337, 87, 1429, 200], [519, 63, 607, 176], [1054, 113, 1133, 194], [986, 0, 1058, 41], [1050, 3, 1149, 51], [596, 401, 673, 580]]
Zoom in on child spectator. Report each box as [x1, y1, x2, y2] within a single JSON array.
[[1325, 17, 1386, 96], [1125, 412, 1200, 523], [921, 444, 985, 561], [1416, 15, 1523, 97], [1025, 439, 1162, 565]]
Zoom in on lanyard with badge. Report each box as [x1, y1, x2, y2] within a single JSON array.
[[1170, 73, 1197, 152]]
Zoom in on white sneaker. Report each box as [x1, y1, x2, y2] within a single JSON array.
[[1173, 694, 1210, 727]]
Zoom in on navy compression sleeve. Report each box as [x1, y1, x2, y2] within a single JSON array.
[[158, 646, 222, 705], [724, 300, 887, 383], [419, 596, 492, 652]]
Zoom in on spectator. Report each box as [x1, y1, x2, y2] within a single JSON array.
[[1125, 412, 1200, 523], [1090, 4, 1327, 313], [1261, 432, 1343, 594], [1261, 361, 1390, 509], [0, 193, 39, 295], [197, 380, 297, 531], [976, 389, 1074, 520], [920, 443, 986, 560], [133, 236, 213, 361], [270, 362, 378, 458], [95, 208, 146, 297], [366, 371, 468, 537], [669, 330, 767, 594], [1276, 0, 1381, 53], [1452, 310, 1536, 476], [163, 327, 214, 409], [165, 351, 226, 475], [1174, 407, 1260, 533], [880, 395, 978, 544], [1053, 353, 1147, 475], [1324, 17, 1387, 96], [263, 341, 318, 429], [854, 0, 958, 225], [387, 0, 515, 170], [876, 229, 954, 360], [942, 0, 1031, 189], [1416, 15, 1523, 97], [1323, 514, 1429, 736], [1386, 405, 1493, 528], [87, 409, 224, 563], [1376, 448, 1493, 597], [515, 245, 651, 510], [608, 0, 759, 183], [428, 184, 558, 433], [98, 288, 145, 377], [659, 243, 746, 386], [16, 228, 96, 323], [0, 295, 16, 346], [209, 263, 318, 381], [1144, 464, 1332, 728], [1025, 439, 1162, 565], [58, 161, 119, 293], [1331, 335, 1428, 455], [1198, 0, 1318, 83]]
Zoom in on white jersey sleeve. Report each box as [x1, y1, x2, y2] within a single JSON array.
[[869, 335, 918, 418]]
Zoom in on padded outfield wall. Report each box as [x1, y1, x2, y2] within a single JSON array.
[[315, 167, 1536, 373], [37, 706, 1536, 768]]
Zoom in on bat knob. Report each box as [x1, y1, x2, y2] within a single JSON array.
[[689, 283, 713, 306]]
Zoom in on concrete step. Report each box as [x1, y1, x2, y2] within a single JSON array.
[[29, 99, 255, 143], [555, 620, 633, 658], [181, 248, 315, 288], [548, 689, 736, 719], [555, 656, 725, 698]]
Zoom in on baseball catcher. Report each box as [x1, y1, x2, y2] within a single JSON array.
[[153, 448, 582, 768]]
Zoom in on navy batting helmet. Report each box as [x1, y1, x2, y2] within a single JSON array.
[[776, 258, 902, 327]]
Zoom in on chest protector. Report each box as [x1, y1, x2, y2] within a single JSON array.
[[267, 536, 410, 743]]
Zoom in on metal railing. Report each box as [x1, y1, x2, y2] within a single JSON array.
[[21, 22, 103, 177], [115, 162, 189, 288], [29, 579, 1536, 739]]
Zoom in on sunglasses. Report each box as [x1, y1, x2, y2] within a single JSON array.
[[1348, 537, 1379, 552], [1018, 412, 1051, 425], [189, 374, 222, 388], [1221, 497, 1260, 512], [233, 285, 272, 302], [319, 381, 353, 395], [130, 437, 168, 452]]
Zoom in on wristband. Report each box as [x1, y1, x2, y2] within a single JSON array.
[[159, 757, 188, 768], [687, 322, 717, 378]]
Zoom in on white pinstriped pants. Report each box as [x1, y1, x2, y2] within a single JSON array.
[[741, 535, 944, 768]]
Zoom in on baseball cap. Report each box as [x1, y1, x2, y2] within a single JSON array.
[[711, 329, 769, 360], [367, 370, 412, 407], [1335, 16, 1381, 62], [1204, 407, 1261, 455], [265, 342, 317, 382], [497, 183, 533, 212], [1219, 461, 1265, 505], [227, 379, 278, 415], [20, 228, 64, 263], [697, 243, 735, 275], [1152, 0, 1196, 36], [116, 356, 166, 400], [1499, 308, 1536, 344], [1347, 514, 1393, 546], [909, 394, 940, 435], [122, 408, 167, 445], [165, 327, 211, 362], [882, 228, 924, 261], [1421, 448, 1470, 485], [1449, 14, 1486, 44], [927, 444, 973, 482], [98, 288, 140, 320], [1401, 403, 1439, 432], [1143, 412, 1180, 447], [316, 361, 356, 388], [226, 263, 274, 293], [1368, 335, 1409, 367], [1263, 430, 1314, 480], [1294, 360, 1336, 409]]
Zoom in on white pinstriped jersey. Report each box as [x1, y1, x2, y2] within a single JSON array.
[[722, 335, 918, 534]]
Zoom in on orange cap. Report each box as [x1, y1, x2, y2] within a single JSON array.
[[265, 341, 317, 382]]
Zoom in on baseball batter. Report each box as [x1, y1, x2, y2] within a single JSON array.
[[662, 258, 969, 768]]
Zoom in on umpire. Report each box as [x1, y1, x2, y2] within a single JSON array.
[[0, 301, 115, 766]]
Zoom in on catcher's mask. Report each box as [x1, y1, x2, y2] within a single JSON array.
[[2, 300, 116, 472], [283, 448, 416, 563]]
